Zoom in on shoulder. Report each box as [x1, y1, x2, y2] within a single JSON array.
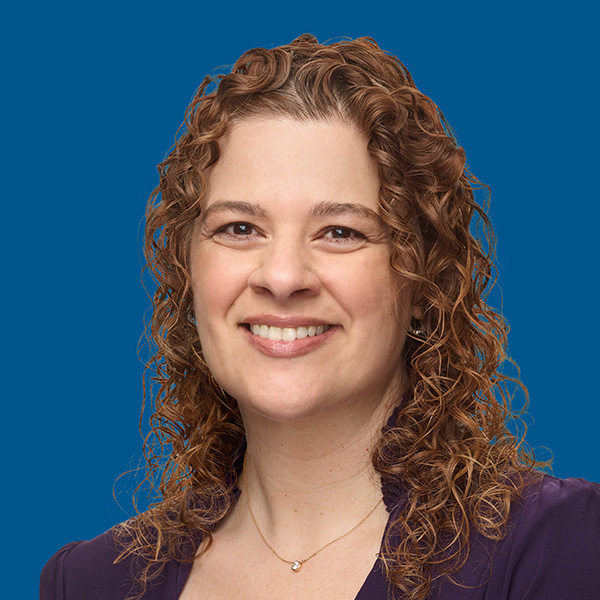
[[40, 528, 134, 600], [487, 474, 600, 599], [510, 474, 600, 551], [39, 526, 190, 600], [521, 472, 600, 509]]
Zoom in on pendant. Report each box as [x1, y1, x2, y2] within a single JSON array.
[[291, 561, 302, 572]]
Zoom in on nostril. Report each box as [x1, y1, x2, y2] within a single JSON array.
[[247, 249, 321, 301]]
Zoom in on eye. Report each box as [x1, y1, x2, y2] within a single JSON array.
[[208, 221, 266, 248], [230, 223, 254, 235], [329, 227, 352, 239], [323, 226, 366, 241], [215, 222, 259, 237]]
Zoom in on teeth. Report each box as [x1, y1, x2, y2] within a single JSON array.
[[268, 326, 282, 341], [282, 327, 296, 341], [248, 324, 331, 341]]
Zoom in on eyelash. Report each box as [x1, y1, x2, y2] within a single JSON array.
[[322, 226, 367, 241], [214, 222, 260, 238]]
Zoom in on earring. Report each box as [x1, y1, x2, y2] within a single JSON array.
[[408, 319, 425, 338]]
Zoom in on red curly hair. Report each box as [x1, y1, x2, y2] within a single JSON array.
[[115, 34, 540, 599]]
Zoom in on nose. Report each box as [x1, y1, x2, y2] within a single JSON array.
[[248, 237, 321, 301]]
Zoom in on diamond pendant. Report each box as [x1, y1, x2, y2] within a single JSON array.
[[291, 561, 302, 572]]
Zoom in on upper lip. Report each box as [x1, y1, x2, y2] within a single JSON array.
[[240, 315, 334, 328]]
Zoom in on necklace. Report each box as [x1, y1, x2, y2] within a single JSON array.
[[242, 455, 383, 573]]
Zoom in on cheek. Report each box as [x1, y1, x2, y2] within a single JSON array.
[[334, 255, 408, 322], [190, 246, 255, 355], [191, 253, 234, 336]]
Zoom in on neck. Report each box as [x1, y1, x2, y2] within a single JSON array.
[[237, 398, 396, 558]]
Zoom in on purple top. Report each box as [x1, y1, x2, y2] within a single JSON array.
[[41, 473, 600, 599]]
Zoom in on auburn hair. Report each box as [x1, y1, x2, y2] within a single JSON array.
[[115, 34, 539, 599]]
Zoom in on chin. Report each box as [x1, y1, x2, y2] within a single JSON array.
[[237, 391, 328, 424], [220, 377, 334, 424]]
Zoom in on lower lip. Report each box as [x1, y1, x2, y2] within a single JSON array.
[[241, 325, 338, 358]]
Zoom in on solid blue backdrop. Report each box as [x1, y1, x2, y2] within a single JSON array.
[[3, 1, 597, 597]]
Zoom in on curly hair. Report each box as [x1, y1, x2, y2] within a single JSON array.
[[115, 34, 540, 599]]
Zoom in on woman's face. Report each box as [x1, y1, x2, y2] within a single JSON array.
[[190, 118, 417, 422]]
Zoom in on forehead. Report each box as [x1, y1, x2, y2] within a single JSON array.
[[204, 118, 381, 212]]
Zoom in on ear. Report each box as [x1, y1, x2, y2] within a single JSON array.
[[412, 303, 423, 320], [409, 278, 423, 321]]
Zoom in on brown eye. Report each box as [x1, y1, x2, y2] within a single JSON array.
[[214, 222, 258, 237], [330, 227, 352, 239], [211, 221, 262, 244], [231, 223, 253, 235], [324, 226, 366, 240]]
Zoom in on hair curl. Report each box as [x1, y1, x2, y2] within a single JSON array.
[[115, 34, 540, 599]]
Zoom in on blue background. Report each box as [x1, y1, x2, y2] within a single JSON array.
[[3, 1, 598, 596]]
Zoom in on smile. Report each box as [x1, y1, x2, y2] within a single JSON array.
[[246, 324, 332, 341]]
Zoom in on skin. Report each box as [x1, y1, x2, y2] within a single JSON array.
[[182, 118, 420, 599]]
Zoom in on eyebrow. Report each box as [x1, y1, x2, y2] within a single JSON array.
[[201, 199, 383, 225], [200, 200, 267, 224], [310, 201, 383, 224]]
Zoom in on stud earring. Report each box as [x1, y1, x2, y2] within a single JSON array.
[[408, 319, 425, 338]]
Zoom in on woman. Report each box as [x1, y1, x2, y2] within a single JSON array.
[[41, 34, 600, 600]]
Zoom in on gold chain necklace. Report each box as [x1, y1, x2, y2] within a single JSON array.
[[242, 455, 383, 573]]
